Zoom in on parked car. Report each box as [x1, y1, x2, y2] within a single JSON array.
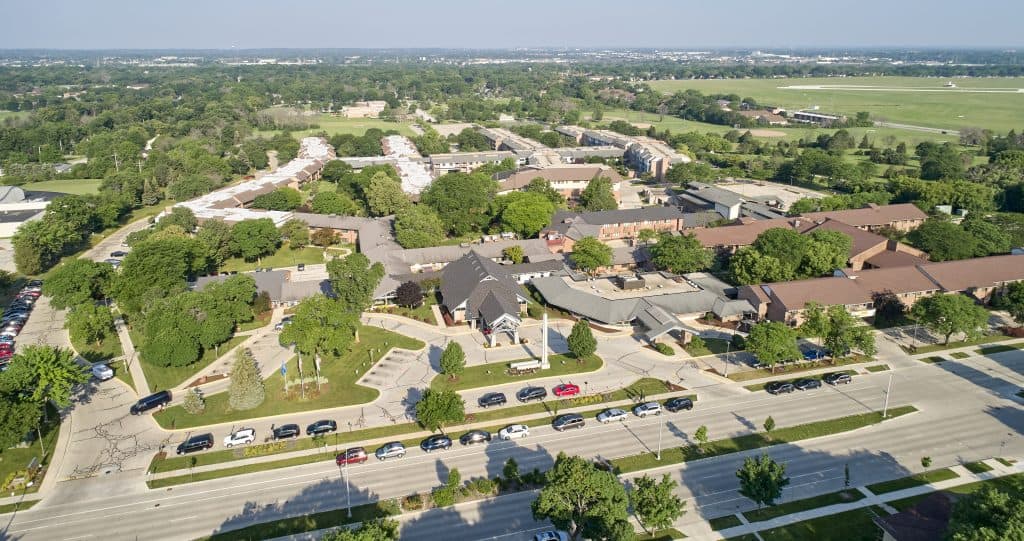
[[633, 402, 663, 418], [420, 434, 453, 453], [477, 392, 507, 408], [765, 381, 796, 395], [596, 408, 628, 423], [824, 373, 853, 385], [664, 397, 694, 412], [0, 336, 13, 344], [306, 419, 338, 436], [459, 430, 492, 446], [552, 383, 580, 397], [375, 441, 406, 461], [0, 329, 19, 339], [274, 316, 293, 331], [802, 349, 826, 361], [176, 433, 214, 455], [104, 258, 122, 268], [272, 424, 301, 440], [794, 378, 822, 391], [223, 428, 257, 447], [552, 413, 585, 432], [297, 263, 306, 271], [498, 424, 530, 440], [130, 390, 172, 415], [110, 250, 128, 258], [534, 531, 569, 541], [516, 386, 547, 403], [91, 363, 114, 381], [336, 447, 369, 466]]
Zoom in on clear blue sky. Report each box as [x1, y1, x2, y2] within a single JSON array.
[[4, 0, 1021, 49]]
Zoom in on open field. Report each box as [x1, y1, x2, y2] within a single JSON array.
[[252, 113, 416, 139], [219, 244, 325, 273], [22, 179, 102, 195], [647, 76, 1024, 133]]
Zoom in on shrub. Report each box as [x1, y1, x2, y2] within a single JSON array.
[[688, 335, 706, 351], [431, 486, 456, 507], [243, 441, 287, 457], [471, 477, 496, 495], [402, 493, 424, 511], [182, 389, 206, 414], [527, 303, 544, 319], [654, 342, 674, 355], [732, 333, 746, 350]]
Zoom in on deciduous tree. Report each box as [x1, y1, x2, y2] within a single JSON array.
[[327, 252, 385, 312], [745, 321, 800, 372], [578, 177, 618, 211], [912, 293, 990, 345], [415, 388, 465, 432], [310, 191, 360, 216], [631, 473, 685, 533], [649, 233, 711, 274], [439, 341, 466, 380], [4, 346, 88, 409], [492, 191, 555, 238], [946, 486, 1024, 541], [43, 258, 113, 309], [66, 303, 115, 347], [532, 452, 632, 541], [503, 245, 524, 264], [279, 294, 360, 360], [279, 219, 310, 249], [230, 218, 281, 262], [737, 454, 790, 508], [395, 281, 423, 308], [394, 205, 446, 248], [570, 237, 612, 275], [365, 172, 410, 217], [420, 172, 496, 235]]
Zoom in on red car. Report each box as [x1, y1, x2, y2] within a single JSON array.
[[335, 447, 368, 466], [552, 383, 580, 397]]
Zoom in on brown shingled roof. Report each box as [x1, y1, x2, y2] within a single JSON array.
[[801, 203, 927, 227], [762, 265, 941, 312], [499, 165, 624, 192], [919, 254, 1024, 292]]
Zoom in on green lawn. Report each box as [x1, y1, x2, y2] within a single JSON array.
[[21, 179, 102, 195], [727, 356, 869, 382], [252, 113, 415, 139], [865, 364, 890, 372], [0, 499, 39, 515], [964, 461, 994, 474], [197, 499, 398, 541], [0, 404, 60, 495], [430, 354, 603, 392], [235, 311, 272, 332], [921, 356, 948, 364], [888, 472, 1024, 512], [743, 370, 856, 392], [743, 489, 865, 523], [71, 333, 123, 363], [905, 333, 1012, 354], [377, 291, 439, 326], [613, 406, 916, 474], [950, 351, 971, 359], [647, 76, 1024, 133], [866, 468, 960, 495], [753, 505, 892, 541], [138, 335, 248, 392], [636, 528, 686, 540], [684, 338, 735, 357], [708, 515, 744, 531], [978, 343, 1024, 355], [153, 326, 424, 429], [219, 244, 325, 273]]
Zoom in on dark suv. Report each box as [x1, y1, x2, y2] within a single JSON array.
[[765, 381, 796, 395], [459, 430, 492, 446], [420, 434, 453, 453], [478, 392, 507, 408], [272, 424, 301, 440], [552, 413, 585, 432], [664, 397, 694, 412], [130, 390, 172, 415], [516, 386, 547, 403], [794, 378, 822, 391], [307, 419, 338, 436], [824, 373, 852, 385], [176, 433, 214, 455]]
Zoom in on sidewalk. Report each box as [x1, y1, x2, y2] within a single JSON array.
[[694, 457, 1024, 540], [115, 315, 150, 396]]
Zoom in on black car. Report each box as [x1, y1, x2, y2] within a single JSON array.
[[516, 386, 547, 403], [272, 424, 301, 440], [794, 378, 822, 391], [664, 397, 694, 412], [420, 434, 453, 452], [823, 373, 852, 385], [130, 390, 172, 415], [459, 430, 492, 446], [110, 251, 128, 258], [307, 419, 338, 436], [765, 381, 796, 395], [176, 433, 214, 455], [552, 413, 585, 432], [478, 392, 507, 408]]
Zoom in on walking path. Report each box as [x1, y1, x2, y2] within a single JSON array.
[[114, 315, 150, 396]]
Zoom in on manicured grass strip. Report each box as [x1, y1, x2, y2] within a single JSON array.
[[613, 406, 917, 474], [197, 500, 398, 541], [742, 489, 864, 523], [921, 356, 947, 364], [154, 326, 423, 429], [950, 351, 970, 359], [743, 370, 855, 392], [866, 468, 959, 495], [998, 457, 1016, 467], [887, 472, 1024, 512], [637, 528, 686, 540], [149, 451, 338, 488], [684, 338, 735, 357], [865, 364, 890, 372], [0, 499, 39, 515], [220, 244, 325, 273], [431, 354, 603, 391], [978, 344, 1024, 355], [235, 312, 272, 332], [753, 505, 891, 541], [140, 335, 249, 392], [963, 461, 993, 474], [906, 334, 1012, 354], [708, 514, 744, 531], [727, 356, 869, 382]]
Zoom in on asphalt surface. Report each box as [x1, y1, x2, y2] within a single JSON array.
[[5, 349, 1022, 541]]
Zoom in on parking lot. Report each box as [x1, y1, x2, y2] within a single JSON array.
[[15, 294, 71, 353]]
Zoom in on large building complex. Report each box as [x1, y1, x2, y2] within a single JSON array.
[[496, 164, 624, 203]]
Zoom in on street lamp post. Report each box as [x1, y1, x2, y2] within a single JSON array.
[[882, 371, 894, 418], [345, 456, 352, 518], [656, 417, 664, 461], [723, 334, 733, 378]]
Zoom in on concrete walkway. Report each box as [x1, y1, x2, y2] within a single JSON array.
[[115, 315, 150, 396]]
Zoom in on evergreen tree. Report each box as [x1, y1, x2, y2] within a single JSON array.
[[567, 320, 597, 359], [228, 349, 265, 411]]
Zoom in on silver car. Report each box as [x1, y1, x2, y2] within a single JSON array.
[[91, 363, 114, 381], [633, 402, 663, 418], [375, 441, 406, 460], [597, 408, 628, 423]]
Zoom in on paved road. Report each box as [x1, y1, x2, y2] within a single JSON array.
[[873, 120, 961, 136], [5, 348, 1022, 540]]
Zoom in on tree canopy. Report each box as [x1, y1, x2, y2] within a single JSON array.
[[491, 191, 556, 238], [737, 453, 791, 508], [578, 177, 618, 211], [912, 293, 990, 344], [229, 218, 282, 262], [327, 252, 385, 312], [745, 321, 801, 369], [532, 452, 632, 541], [394, 205, 446, 248], [279, 294, 360, 360], [570, 237, 613, 274], [420, 172, 497, 235], [648, 233, 712, 274], [43, 258, 113, 309], [415, 388, 465, 432]]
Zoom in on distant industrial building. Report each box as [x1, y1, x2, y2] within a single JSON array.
[[791, 110, 847, 126]]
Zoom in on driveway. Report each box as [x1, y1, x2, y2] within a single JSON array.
[[16, 295, 71, 353]]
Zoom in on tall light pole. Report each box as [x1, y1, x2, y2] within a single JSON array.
[[882, 371, 894, 418], [345, 456, 352, 518], [656, 416, 664, 461], [723, 333, 733, 378]]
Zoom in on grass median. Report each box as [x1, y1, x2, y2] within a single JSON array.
[[727, 356, 869, 383], [612, 405, 917, 474], [0, 500, 38, 515], [430, 354, 603, 391], [744, 505, 891, 541], [742, 489, 864, 523], [153, 326, 424, 430], [865, 467, 959, 494], [743, 370, 856, 392], [904, 333, 1012, 355], [197, 500, 398, 541]]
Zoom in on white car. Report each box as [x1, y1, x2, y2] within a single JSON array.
[[91, 363, 114, 381], [534, 531, 569, 541], [633, 402, 663, 418], [223, 428, 257, 447], [498, 424, 530, 441], [597, 408, 628, 424], [274, 316, 293, 331]]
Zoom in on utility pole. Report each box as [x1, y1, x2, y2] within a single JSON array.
[[345, 456, 352, 518], [656, 416, 664, 460], [882, 371, 894, 418]]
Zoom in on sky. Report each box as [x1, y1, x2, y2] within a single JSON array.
[[3, 0, 1022, 50]]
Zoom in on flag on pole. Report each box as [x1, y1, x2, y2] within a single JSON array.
[[280, 361, 287, 376]]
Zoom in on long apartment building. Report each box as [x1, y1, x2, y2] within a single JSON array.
[[560, 126, 691, 181], [496, 164, 624, 203], [541, 206, 689, 251]]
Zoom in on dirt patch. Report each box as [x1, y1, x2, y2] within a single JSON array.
[[747, 129, 787, 137]]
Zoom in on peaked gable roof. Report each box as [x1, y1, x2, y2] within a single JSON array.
[[440, 251, 524, 320]]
